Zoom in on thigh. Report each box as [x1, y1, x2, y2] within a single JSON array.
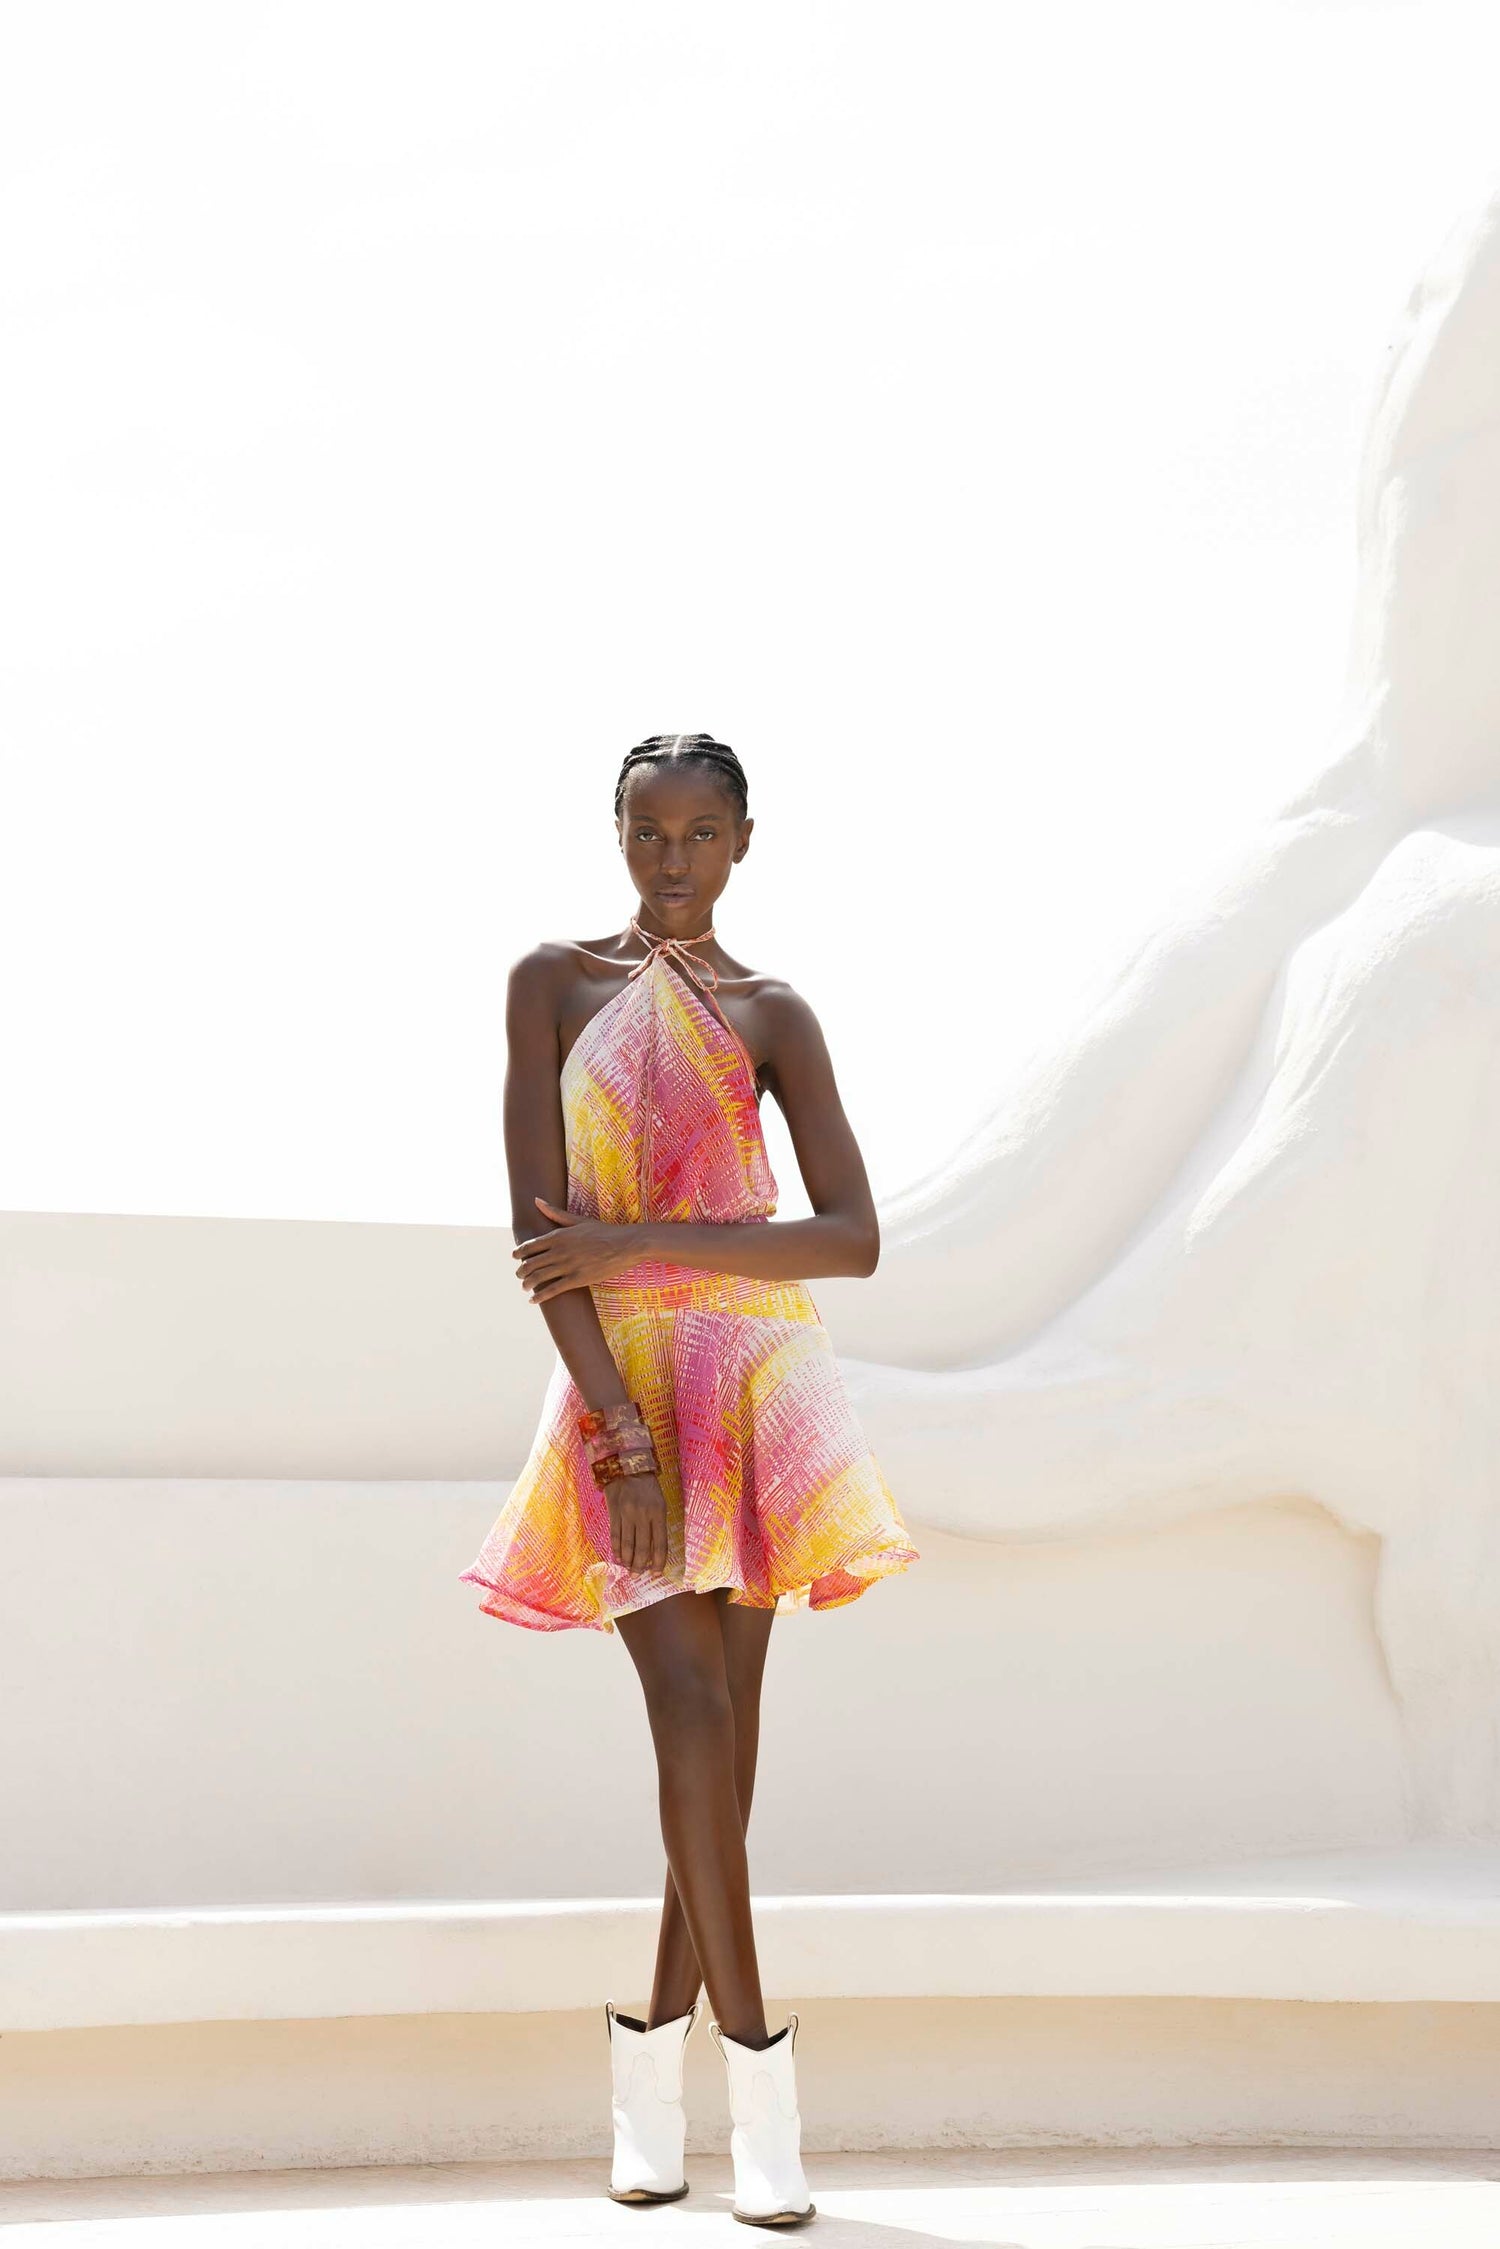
[[714, 1589, 775, 1711], [615, 1589, 734, 1714]]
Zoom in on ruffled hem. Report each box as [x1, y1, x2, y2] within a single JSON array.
[[459, 1296, 919, 1637], [459, 1519, 920, 1636]]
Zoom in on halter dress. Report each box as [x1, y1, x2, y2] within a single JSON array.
[[459, 927, 919, 1634]]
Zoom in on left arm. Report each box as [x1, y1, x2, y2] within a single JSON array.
[[515, 985, 880, 1300]]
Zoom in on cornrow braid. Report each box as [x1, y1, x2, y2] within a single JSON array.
[[613, 732, 749, 823]]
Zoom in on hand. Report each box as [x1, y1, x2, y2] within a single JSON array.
[[515, 1198, 643, 1302], [609, 1471, 670, 1575]]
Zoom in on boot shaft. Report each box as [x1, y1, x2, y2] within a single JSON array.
[[606, 1997, 700, 2103], [712, 2013, 804, 2125], [710, 2012, 816, 2223]]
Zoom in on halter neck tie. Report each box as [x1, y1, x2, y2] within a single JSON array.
[[626, 914, 750, 1063]]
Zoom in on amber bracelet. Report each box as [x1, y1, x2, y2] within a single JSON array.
[[579, 1402, 651, 1459], [583, 1422, 648, 1462], [578, 1400, 649, 1439], [591, 1446, 660, 1489], [613, 1448, 659, 1478], [578, 1400, 659, 1487]]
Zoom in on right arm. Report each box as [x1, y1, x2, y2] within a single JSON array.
[[503, 948, 669, 1575]]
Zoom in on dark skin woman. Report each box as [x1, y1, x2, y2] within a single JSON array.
[[502, 759, 881, 2050]]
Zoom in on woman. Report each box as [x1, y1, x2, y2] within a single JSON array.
[[460, 733, 918, 2228]]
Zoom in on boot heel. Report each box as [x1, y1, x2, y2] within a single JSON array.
[[710, 2012, 817, 2226], [605, 1996, 702, 2203]]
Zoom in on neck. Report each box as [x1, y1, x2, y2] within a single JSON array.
[[631, 910, 715, 946]]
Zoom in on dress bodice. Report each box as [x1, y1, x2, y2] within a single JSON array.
[[560, 925, 778, 1231]]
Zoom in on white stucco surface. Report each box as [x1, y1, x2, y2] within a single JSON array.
[[822, 185, 1500, 1840], [2, 1480, 1407, 1909], [8, 1844, 1500, 2035]]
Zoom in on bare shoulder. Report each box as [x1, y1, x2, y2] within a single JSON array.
[[508, 933, 621, 998], [506, 939, 570, 1005], [749, 975, 825, 1038], [723, 967, 834, 1076]]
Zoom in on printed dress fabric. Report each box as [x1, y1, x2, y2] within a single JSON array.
[[459, 945, 920, 1633]]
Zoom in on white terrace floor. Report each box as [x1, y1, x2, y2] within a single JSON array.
[[3, 2149, 1499, 2248]]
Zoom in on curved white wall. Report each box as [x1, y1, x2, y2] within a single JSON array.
[[835, 186, 1500, 1841]]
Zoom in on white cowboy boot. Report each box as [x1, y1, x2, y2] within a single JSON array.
[[710, 2012, 816, 2226], [604, 1996, 702, 2203]]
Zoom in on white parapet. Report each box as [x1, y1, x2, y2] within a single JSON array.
[[6, 1847, 1500, 2034]]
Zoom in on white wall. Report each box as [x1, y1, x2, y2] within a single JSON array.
[[5, 1478, 1405, 1912], [12, 1999, 1500, 2174]]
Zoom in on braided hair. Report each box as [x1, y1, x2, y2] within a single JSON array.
[[613, 733, 749, 824]]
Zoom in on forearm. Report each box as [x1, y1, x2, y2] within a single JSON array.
[[638, 1213, 877, 1282], [528, 1252, 633, 1409]]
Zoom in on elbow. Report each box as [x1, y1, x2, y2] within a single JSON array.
[[809, 1210, 880, 1279]]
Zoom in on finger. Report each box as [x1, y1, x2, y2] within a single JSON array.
[[515, 1235, 560, 1266], [518, 1257, 567, 1294], [518, 1242, 569, 1280], [521, 1263, 561, 1293], [526, 1273, 569, 1299]]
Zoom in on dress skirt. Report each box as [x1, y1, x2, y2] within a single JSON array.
[[460, 1262, 919, 1634]]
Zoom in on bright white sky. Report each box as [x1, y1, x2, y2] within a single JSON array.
[[2, 0, 1497, 1224]]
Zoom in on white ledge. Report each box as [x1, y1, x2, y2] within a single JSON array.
[[5, 1846, 1500, 2032]]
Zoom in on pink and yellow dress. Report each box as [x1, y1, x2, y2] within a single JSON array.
[[459, 931, 919, 1633]]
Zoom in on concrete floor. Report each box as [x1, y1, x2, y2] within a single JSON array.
[[2, 2149, 1498, 2246]]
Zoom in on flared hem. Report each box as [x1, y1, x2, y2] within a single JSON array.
[[458, 1529, 919, 1636]]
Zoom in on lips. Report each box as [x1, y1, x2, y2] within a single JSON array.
[[656, 889, 693, 901]]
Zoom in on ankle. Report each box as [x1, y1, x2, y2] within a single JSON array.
[[720, 2020, 781, 2049], [644, 1996, 700, 2031]]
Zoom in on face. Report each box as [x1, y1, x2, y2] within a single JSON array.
[[618, 765, 751, 932]]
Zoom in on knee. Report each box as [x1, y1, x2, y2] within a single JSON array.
[[646, 1665, 736, 1747]]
